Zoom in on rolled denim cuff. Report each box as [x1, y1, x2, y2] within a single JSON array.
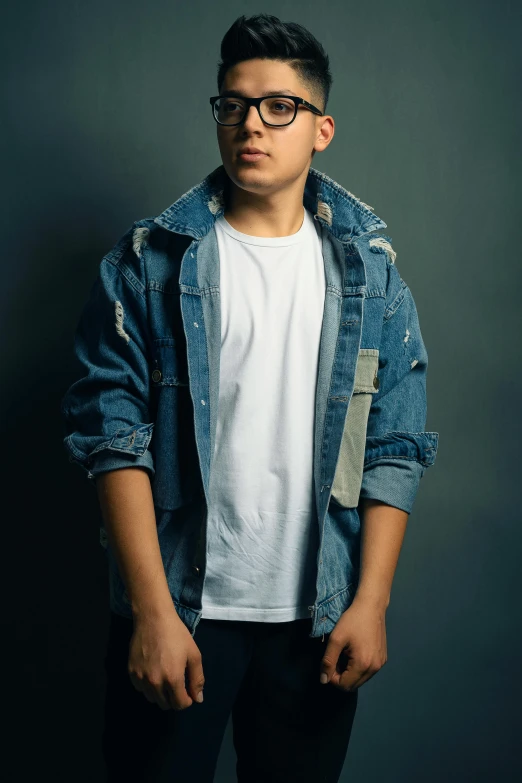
[[88, 448, 155, 481], [359, 459, 425, 514]]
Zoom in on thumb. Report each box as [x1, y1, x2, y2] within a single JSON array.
[[186, 649, 205, 704], [320, 635, 342, 685]]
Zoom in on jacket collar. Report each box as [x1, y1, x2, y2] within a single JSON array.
[[154, 164, 387, 243]]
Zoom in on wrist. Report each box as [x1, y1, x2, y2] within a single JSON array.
[[130, 590, 178, 622], [352, 588, 390, 612]]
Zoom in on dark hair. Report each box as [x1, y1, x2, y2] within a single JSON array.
[[216, 14, 333, 114]]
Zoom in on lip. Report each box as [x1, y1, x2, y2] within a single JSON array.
[[238, 147, 267, 155], [238, 151, 268, 162]]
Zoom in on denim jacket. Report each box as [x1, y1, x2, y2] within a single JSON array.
[[61, 164, 439, 639]]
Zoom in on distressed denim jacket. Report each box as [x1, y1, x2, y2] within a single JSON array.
[[61, 164, 439, 639]]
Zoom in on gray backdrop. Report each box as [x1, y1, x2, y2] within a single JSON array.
[[3, 0, 520, 780]]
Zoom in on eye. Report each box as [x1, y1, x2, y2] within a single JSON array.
[[273, 101, 293, 112], [224, 101, 241, 112], [263, 98, 295, 116]]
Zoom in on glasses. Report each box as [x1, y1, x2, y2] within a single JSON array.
[[209, 94, 324, 127]]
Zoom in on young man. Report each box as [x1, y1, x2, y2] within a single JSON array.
[[61, 13, 438, 783]]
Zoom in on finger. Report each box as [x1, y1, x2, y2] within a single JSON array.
[[338, 662, 375, 691], [329, 667, 360, 690], [128, 671, 144, 693], [144, 679, 171, 710], [319, 636, 345, 685], [129, 670, 154, 700], [165, 675, 194, 711], [186, 648, 205, 704], [344, 665, 381, 691], [129, 667, 171, 709], [349, 674, 370, 689], [324, 643, 358, 689]]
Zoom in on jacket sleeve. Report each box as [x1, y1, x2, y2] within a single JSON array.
[[359, 260, 439, 514], [60, 224, 155, 483]]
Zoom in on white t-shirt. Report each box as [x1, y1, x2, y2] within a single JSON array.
[[201, 205, 326, 622]]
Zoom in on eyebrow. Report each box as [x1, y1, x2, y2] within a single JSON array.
[[219, 89, 296, 98]]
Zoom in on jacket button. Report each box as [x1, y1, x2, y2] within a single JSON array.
[[192, 565, 200, 576], [152, 369, 162, 383], [373, 375, 379, 390]]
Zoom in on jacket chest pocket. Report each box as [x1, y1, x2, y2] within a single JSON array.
[[151, 336, 189, 387], [331, 349, 379, 508], [149, 337, 200, 510]]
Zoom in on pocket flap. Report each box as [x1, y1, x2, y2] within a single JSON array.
[[152, 337, 189, 386]]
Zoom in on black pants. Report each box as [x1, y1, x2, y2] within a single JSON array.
[[102, 610, 359, 782]]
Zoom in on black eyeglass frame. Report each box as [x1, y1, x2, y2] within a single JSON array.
[[209, 95, 324, 127]]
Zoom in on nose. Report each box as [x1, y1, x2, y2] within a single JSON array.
[[241, 104, 264, 129]]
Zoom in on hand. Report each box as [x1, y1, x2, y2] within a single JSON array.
[[128, 607, 205, 711], [319, 595, 388, 691]]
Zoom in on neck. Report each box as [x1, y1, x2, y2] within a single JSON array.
[[223, 171, 308, 237]]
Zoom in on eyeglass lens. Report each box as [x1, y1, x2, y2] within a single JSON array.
[[214, 97, 296, 125]]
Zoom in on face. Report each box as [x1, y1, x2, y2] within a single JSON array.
[[215, 58, 334, 196]]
